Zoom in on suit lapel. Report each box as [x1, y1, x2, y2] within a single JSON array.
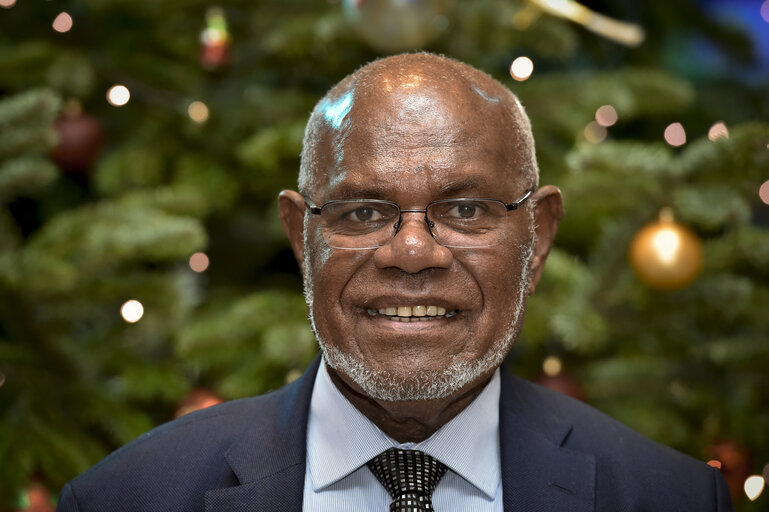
[[499, 367, 595, 512], [204, 357, 321, 512]]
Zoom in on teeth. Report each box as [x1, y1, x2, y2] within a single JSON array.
[[367, 306, 458, 320]]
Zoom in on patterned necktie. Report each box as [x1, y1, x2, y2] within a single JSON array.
[[367, 448, 448, 512]]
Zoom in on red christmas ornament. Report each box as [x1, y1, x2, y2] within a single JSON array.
[[174, 388, 224, 418], [50, 101, 103, 173], [704, 440, 752, 501], [199, 7, 232, 70], [533, 371, 587, 401], [13, 482, 55, 512], [533, 356, 587, 401]]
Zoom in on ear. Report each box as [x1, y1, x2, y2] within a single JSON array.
[[528, 185, 564, 295], [279, 189, 307, 270]]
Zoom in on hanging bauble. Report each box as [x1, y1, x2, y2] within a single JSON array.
[[50, 100, 103, 173], [705, 441, 752, 502], [173, 387, 223, 418], [199, 7, 232, 70], [532, 356, 586, 401], [12, 482, 55, 512], [342, 0, 449, 53], [628, 207, 703, 291]]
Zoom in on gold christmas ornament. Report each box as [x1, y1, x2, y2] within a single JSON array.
[[342, 0, 449, 53], [629, 208, 703, 291]]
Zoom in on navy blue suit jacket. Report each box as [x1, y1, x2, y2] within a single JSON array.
[[57, 358, 734, 511]]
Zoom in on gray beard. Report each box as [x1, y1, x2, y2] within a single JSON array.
[[302, 214, 535, 402]]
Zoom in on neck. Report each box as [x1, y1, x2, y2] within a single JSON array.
[[326, 365, 493, 443]]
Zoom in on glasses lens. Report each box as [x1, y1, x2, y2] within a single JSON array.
[[320, 200, 400, 249], [427, 199, 508, 248]]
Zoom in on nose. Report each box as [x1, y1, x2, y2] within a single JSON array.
[[373, 212, 453, 273]]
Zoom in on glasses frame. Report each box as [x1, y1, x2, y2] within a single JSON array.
[[305, 188, 534, 249]]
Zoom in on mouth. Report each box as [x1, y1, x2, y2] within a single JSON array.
[[365, 305, 460, 323]]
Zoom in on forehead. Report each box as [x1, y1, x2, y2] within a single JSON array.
[[312, 73, 525, 201]]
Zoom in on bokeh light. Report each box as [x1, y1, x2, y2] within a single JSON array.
[[651, 227, 680, 265], [187, 101, 210, 123], [542, 356, 563, 377], [595, 105, 618, 127], [744, 475, 765, 501], [189, 252, 210, 272], [107, 85, 130, 106], [664, 122, 686, 147], [52, 12, 73, 33], [708, 122, 729, 141], [0, 0, 17, 8], [584, 121, 607, 143], [759, 180, 769, 205], [174, 388, 223, 418], [762, 0, 769, 23], [121, 300, 144, 323], [285, 369, 303, 383], [706, 460, 722, 469], [510, 56, 534, 81]]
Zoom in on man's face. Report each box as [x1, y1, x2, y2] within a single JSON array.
[[299, 75, 537, 401]]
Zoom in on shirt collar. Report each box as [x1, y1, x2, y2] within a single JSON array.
[[306, 361, 501, 499]]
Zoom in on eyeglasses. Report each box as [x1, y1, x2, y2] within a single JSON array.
[[305, 188, 533, 249]]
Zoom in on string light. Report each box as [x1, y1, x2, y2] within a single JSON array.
[[762, 0, 769, 23], [189, 252, 210, 272], [744, 475, 765, 501], [52, 12, 73, 33], [584, 121, 607, 143], [542, 356, 563, 377], [107, 85, 130, 106], [664, 122, 686, 147], [595, 105, 618, 127], [708, 122, 729, 141], [759, 180, 769, 206], [187, 101, 210, 123], [510, 56, 534, 81], [120, 300, 144, 323], [0, 0, 17, 8], [285, 369, 303, 383]]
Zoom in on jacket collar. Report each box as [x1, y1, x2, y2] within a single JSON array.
[[204, 358, 595, 512], [499, 366, 595, 512], [204, 356, 320, 512]]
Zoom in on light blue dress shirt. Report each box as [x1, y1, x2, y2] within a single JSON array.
[[302, 362, 503, 511]]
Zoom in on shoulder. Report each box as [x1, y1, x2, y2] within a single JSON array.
[[500, 370, 733, 511], [59, 371, 313, 512]]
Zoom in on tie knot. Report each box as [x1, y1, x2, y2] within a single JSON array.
[[367, 448, 448, 512]]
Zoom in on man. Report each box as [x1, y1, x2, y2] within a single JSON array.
[[57, 53, 734, 511]]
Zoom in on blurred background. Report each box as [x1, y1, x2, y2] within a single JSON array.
[[1, 0, 768, 509]]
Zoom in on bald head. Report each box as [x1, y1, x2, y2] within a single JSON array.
[[299, 53, 538, 195]]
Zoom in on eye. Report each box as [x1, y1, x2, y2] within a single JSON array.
[[453, 203, 477, 219], [443, 201, 484, 219], [349, 206, 383, 222]]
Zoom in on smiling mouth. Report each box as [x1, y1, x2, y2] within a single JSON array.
[[365, 305, 459, 322]]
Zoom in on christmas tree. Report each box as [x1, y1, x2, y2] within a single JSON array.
[[1, 0, 767, 509]]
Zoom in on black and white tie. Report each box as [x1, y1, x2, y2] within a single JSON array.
[[367, 448, 448, 512]]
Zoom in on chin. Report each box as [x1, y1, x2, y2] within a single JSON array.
[[319, 327, 516, 402]]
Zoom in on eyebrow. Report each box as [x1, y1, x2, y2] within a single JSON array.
[[437, 178, 490, 197], [328, 176, 493, 201]]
